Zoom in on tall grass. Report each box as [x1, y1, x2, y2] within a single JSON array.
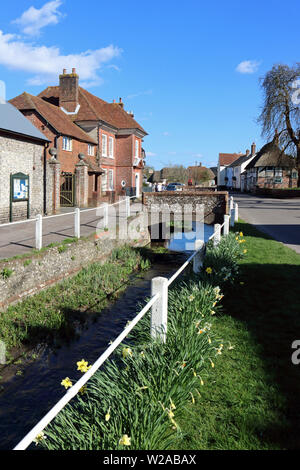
[[0, 245, 151, 353], [39, 233, 245, 450]]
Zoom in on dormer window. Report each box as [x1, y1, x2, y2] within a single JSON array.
[[62, 136, 72, 151]]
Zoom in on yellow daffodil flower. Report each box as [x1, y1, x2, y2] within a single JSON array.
[[122, 347, 133, 359], [206, 267, 213, 274], [170, 398, 176, 410], [119, 434, 131, 446], [61, 377, 72, 389], [105, 408, 111, 422], [34, 432, 47, 445], [77, 359, 91, 373]]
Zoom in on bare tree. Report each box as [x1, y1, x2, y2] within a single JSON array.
[[258, 63, 300, 185]]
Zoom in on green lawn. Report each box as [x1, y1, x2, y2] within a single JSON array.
[[172, 221, 300, 450]]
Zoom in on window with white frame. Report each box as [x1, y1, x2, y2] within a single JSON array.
[[101, 169, 108, 192], [62, 136, 72, 151], [275, 168, 283, 177], [108, 137, 114, 158], [108, 169, 114, 190], [135, 139, 139, 158], [102, 134, 107, 157], [88, 144, 94, 156]]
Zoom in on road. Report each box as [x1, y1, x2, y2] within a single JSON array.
[[232, 192, 300, 254]]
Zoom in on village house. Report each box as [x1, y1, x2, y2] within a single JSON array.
[[10, 92, 99, 210], [10, 68, 147, 209], [38, 69, 147, 200], [217, 152, 243, 188], [225, 143, 256, 191], [187, 164, 215, 186], [0, 101, 50, 223], [243, 133, 298, 192]]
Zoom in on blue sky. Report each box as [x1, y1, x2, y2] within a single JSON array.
[[0, 0, 299, 169]]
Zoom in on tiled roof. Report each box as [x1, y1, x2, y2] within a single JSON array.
[[9, 92, 97, 144], [228, 154, 253, 167], [38, 86, 147, 134], [219, 153, 243, 166]]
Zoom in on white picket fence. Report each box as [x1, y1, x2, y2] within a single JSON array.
[[0, 196, 134, 251], [13, 198, 239, 450]]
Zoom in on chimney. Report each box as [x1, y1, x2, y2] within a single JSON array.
[[59, 68, 79, 113], [246, 149, 250, 156], [118, 97, 124, 108], [251, 142, 256, 156]]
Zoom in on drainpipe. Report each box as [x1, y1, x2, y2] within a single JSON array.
[[43, 142, 50, 214]]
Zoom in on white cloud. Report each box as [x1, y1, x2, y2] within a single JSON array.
[[162, 131, 170, 136], [236, 60, 261, 74], [0, 30, 122, 86], [146, 151, 157, 157], [13, 1, 64, 36]]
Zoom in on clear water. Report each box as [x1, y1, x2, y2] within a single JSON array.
[[166, 222, 214, 252]]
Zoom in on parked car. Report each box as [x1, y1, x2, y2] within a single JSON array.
[[166, 183, 184, 191]]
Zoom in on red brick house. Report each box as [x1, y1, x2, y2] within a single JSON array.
[[10, 92, 100, 208], [10, 68, 147, 210], [38, 69, 147, 200]]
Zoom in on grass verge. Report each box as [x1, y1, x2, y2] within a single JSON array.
[[172, 220, 300, 450]]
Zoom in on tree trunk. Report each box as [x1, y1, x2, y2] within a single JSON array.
[[297, 145, 300, 188]]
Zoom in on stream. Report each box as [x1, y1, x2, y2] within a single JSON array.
[[0, 224, 213, 450]]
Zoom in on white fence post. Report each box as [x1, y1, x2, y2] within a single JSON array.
[[103, 203, 109, 228], [193, 240, 205, 273], [151, 277, 168, 343], [126, 196, 130, 218], [35, 214, 43, 250], [234, 202, 239, 222], [223, 214, 230, 236], [230, 208, 235, 227], [214, 223, 221, 246], [74, 208, 80, 239], [230, 196, 234, 211]]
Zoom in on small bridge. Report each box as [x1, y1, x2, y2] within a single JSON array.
[[142, 191, 228, 225]]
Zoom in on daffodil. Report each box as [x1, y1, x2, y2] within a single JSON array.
[[206, 267, 213, 274], [188, 295, 195, 302], [105, 408, 111, 422], [243, 249, 247, 254], [239, 232, 243, 237], [200, 377, 204, 386], [119, 434, 131, 446], [34, 432, 47, 445], [190, 392, 195, 404], [79, 386, 87, 395], [77, 359, 91, 373], [170, 398, 176, 410], [209, 359, 215, 368], [61, 377, 72, 389], [168, 409, 175, 419], [122, 347, 133, 359]]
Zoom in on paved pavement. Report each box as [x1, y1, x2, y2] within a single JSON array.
[[232, 192, 300, 254], [0, 203, 129, 260]]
